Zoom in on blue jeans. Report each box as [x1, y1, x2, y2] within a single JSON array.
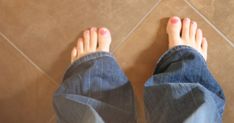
[[53, 46, 225, 123]]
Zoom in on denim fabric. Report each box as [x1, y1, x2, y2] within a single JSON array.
[[144, 46, 225, 123], [53, 52, 136, 123], [53, 46, 225, 123]]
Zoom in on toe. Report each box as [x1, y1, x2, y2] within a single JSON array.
[[201, 37, 208, 60], [201, 37, 208, 52], [98, 27, 111, 52], [167, 16, 182, 42], [195, 29, 203, 46], [182, 18, 191, 41], [77, 38, 84, 56], [90, 27, 98, 51], [71, 47, 77, 63], [83, 30, 90, 51], [189, 21, 197, 41]]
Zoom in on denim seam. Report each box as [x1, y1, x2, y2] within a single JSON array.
[[179, 49, 184, 82]]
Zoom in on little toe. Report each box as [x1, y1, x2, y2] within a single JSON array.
[[83, 30, 90, 51], [195, 29, 203, 46], [98, 27, 111, 52], [90, 27, 98, 51], [201, 37, 208, 60], [77, 38, 84, 56], [189, 21, 197, 41], [71, 47, 77, 63], [182, 18, 191, 41]]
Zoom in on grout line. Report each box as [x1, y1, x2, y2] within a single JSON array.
[[184, 0, 234, 48], [112, 0, 162, 53], [0, 32, 58, 86]]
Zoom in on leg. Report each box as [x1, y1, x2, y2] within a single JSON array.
[[53, 27, 136, 123], [144, 17, 225, 123]]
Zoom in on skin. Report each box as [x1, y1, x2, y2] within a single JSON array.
[[167, 16, 208, 60], [71, 16, 208, 63], [71, 27, 111, 63]]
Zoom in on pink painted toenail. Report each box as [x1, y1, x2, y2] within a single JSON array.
[[100, 28, 107, 35], [171, 17, 178, 24]]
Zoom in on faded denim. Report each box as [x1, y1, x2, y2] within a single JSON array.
[[53, 45, 225, 123]]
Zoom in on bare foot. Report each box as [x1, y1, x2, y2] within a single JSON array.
[[167, 16, 208, 61], [71, 27, 112, 63]]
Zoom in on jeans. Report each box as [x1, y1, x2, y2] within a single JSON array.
[[53, 45, 225, 123]]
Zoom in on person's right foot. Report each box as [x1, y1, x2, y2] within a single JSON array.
[[71, 27, 112, 63], [166, 16, 208, 61]]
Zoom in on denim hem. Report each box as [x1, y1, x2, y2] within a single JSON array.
[[73, 51, 113, 65], [156, 45, 206, 66], [63, 51, 114, 77]]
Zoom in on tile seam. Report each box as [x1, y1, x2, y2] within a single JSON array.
[[112, 0, 162, 53], [47, 114, 56, 123], [184, 0, 234, 48], [0, 32, 58, 86]]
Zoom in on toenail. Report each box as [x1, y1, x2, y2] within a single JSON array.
[[91, 27, 96, 31], [100, 28, 107, 35], [191, 21, 196, 25], [198, 28, 202, 32], [184, 18, 190, 22], [85, 30, 90, 34], [171, 17, 178, 24]]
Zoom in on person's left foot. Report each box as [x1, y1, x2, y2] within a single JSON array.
[[166, 16, 208, 60], [71, 27, 112, 63]]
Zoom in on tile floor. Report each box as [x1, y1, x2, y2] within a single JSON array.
[[0, 0, 233, 122]]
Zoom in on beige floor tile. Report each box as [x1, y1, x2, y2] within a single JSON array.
[[0, 0, 160, 82], [0, 36, 57, 123], [0, 0, 233, 122], [187, 0, 234, 44], [114, 0, 234, 122], [48, 115, 56, 123]]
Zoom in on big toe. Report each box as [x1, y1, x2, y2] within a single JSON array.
[[167, 16, 182, 48], [98, 27, 111, 52]]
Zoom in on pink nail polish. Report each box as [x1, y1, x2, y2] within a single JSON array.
[[100, 28, 107, 35], [171, 17, 178, 24]]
